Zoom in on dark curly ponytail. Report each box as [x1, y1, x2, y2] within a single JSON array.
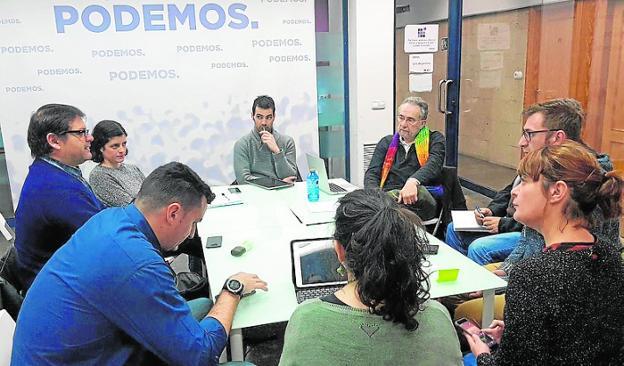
[[334, 189, 430, 330]]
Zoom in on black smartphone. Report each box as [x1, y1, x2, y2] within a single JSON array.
[[422, 244, 439, 255], [205, 236, 223, 249], [454, 318, 497, 348], [228, 187, 242, 194]]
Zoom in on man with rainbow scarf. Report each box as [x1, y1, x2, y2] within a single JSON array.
[[364, 97, 445, 220]]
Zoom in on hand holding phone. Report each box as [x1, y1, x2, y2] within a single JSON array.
[[482, 320, 505, 344], [454, 317, 498, 349]]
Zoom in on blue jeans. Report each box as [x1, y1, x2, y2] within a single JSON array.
[[446, 222, 521, 265], [188, 297, 213, 320], [463, 353, 477, 366], [467, 232, 521, 265]]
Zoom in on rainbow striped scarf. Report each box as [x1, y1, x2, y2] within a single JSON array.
[[379, 127, 430, 188]]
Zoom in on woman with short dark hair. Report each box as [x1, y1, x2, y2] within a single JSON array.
[[89, 120, 145, 207], [279, 189, 462, 365], [466, 140, 624, 365]]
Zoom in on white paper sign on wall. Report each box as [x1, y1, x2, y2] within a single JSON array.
[[409, 54, 434, 73], [409, 73, 433, 92], [404, 24, 439, 53], [477, 23, 511, 51]]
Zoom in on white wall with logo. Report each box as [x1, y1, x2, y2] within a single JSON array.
[[0, 1, 319, 206]]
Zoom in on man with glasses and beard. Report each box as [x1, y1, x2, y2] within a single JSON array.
[[364, 96, 445, 220], [14, 104, 105, 291], [233, 95, 298, 184]]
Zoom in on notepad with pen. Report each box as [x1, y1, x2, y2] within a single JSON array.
[[450, 210, 489, 232], [207, 191, 243, 209]]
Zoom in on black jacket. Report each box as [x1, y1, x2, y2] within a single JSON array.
[[364, 131, 446, 190], [487, 178, 523, 233]]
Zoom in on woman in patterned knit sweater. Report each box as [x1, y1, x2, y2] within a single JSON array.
[[280, 189, 462, 365], [89, 120, 145, 207], [466, 140, 624, 365]]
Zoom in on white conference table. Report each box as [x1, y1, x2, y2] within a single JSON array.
[[199, 182, 507, 361]]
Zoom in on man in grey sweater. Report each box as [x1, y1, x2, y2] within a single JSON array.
[[233, 95, 298, 184]]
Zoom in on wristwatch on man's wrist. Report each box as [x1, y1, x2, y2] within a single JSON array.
[[223, 278, 244, 298]]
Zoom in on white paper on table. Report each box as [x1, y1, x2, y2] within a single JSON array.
[[306, 201, 339, 213], [289, 203, 335, 226], [409, 54, 434, 73], [404, 24, 439, 53], [409, 73, 433, 92]]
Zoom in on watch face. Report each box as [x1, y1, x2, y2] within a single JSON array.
[[228, 280, 242, 292]]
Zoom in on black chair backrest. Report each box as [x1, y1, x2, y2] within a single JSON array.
[[0, 246, 22, 294], [439, 166, 467, 224]]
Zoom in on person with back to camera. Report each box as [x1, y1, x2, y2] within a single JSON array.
[[279, 189, 462, 366], [464, 140, 624, 365], [89, 120, 145, 207]]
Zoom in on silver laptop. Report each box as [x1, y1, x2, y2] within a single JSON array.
[[305, 154, 352, 195], [290, 238, 348, 303]]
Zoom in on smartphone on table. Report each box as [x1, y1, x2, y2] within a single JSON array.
[[205, 235, 223, 249], [422, 244, 439, 255], [228, 187, 242, 194], [454, 317, 498, 349]]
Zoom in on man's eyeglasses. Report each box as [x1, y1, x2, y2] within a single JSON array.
[[521, 129, 559, 142], [59, 129, 90, 138], [397, 114, 425, 125]]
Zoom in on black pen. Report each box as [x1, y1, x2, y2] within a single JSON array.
[[475, 206, 485, 219], [221, 193, 230, 202], [289, 208, 303, 224]]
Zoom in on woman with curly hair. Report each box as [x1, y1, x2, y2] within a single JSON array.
[[279, 188, 462, 365], [466, 140, 624, 365]]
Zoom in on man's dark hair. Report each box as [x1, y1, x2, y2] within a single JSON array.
[[27, 104, 85, 158], [90, 120, 128, 163], [136, 162, 215, 211], [252, 95, 275, 115], [334, 189, 430, 331], [523, 98, 584, 142]]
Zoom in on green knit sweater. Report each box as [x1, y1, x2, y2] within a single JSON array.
[[279, 299, 462, 366], [233, 129, 297, 184]]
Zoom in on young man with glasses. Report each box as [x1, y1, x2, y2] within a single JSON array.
[[446, 98, 619, 326], [364, 96, 445, 220], [446, 98, 589, 265], [14, 104, 106, 290], [233, 95, 298, 184]]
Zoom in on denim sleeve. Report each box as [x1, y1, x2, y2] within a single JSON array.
[[98, 262, 227, 366], [500, 227, 545, 274]]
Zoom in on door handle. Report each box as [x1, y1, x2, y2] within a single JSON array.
[[437, 79, 453, 115]]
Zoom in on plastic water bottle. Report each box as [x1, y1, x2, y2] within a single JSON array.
[[307, 169, 320, 202]]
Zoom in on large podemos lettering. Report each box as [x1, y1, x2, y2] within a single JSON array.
[[54, 3, 257, 33]]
